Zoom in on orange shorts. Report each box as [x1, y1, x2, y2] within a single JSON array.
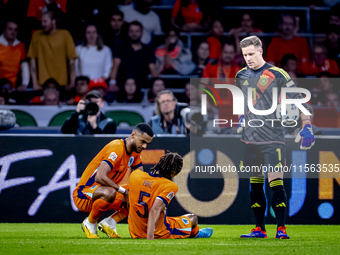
[[165, 215, 192, 239], [73, 183, 128, 213]]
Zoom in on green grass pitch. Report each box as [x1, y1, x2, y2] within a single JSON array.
[[0, 224, 339, 254]]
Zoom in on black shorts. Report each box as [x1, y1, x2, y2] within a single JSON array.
[[241, 143, 286, 177]]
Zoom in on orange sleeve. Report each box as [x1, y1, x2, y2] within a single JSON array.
[[171, 0, 181, 18], [101, 145, 124, 170], [27, 0, 38, 18], [156, 182, 178, 207]]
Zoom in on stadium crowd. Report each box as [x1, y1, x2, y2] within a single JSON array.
[[0, 0, 340, 133]]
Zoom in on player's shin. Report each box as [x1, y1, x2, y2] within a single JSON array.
[[89, 198, 112, 223], [250, 177, 266, 231], [269, 178, 287, 228]]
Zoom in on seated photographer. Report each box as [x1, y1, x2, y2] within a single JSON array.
[[149, 90, 187, 135], [61, 90, 116, 135]]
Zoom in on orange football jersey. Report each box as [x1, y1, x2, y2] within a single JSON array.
[[128, 169, 178, 239], [76, 138, 142, 194]]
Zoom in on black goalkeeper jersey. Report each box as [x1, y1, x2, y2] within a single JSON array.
[[235, 62, 306, 145]]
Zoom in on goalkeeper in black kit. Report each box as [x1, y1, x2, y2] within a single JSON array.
[[236, 36, 315, 239]]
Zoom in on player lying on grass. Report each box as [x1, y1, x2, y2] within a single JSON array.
[[73, 123, 154, 238], [128, 151, 213, 239]]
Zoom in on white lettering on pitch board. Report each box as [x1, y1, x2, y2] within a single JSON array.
[[0, 150, 80, 216], [28, 154, 80, 216]]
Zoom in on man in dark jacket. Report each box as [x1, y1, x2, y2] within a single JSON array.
[[61, 90, 116, 134]]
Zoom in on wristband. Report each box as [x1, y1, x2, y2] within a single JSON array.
[[118, 186, 126, 194], [302, 119, 311, 126], [109, 80, 117, 85]]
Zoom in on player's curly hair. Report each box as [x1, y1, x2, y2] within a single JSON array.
[[151, 151, 183, 180]]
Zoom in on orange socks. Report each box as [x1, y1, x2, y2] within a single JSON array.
[[89, 199, 111, 224], [110, 207, 128, 223], [191, 225, 199, 237]]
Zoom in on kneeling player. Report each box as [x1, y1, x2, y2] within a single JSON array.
[[128, 152, 213, 239], [73, 123, 154, 238]]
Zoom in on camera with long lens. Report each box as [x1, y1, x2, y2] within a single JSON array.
[[84, 101, 99, 116]]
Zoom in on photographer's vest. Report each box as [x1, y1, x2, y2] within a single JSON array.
[[150, 115, 184, 135], [77, 114, 114, 135]]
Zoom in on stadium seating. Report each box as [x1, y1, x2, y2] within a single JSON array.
[[11, 110, 37, 127], [105, 110, 145, 127], [48, 110, 76, 127]]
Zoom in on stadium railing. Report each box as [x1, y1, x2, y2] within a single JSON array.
[[152, 5, 331, 47]]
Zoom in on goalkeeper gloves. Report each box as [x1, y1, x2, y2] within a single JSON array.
[[237, 115, 244, 134], [295, 120, 315, 150]]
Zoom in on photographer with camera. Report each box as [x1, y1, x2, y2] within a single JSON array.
[[61, 90, 116, 135]]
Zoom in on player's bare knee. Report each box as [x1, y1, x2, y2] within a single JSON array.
[[101, 188, 117, 202], [185, 213, 198, 228]]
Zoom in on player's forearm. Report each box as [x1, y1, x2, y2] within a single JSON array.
[[95, 175, 120, 190], [300, 112, 311, 125], [147, 209, 161, 240]]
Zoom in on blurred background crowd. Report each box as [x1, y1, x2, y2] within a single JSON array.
[[0, 0, 340, 134]]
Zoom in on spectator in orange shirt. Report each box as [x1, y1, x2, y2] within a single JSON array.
[[171, 0, 209, 32], [266, 13, 310, 71], [302, 45, 339, 76], [207, 20, 224, 59], [229, 13, 263, 35], [203, 42, 241, 81], [0, 20, 29, 91], [202, 42, 241, 106]]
